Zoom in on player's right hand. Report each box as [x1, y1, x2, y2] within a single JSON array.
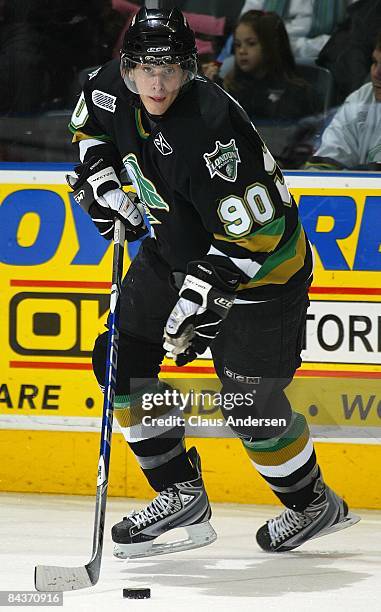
[[89, 191, 147, 241], [89, 192, 148, 242], [66, 157, 148, 242]]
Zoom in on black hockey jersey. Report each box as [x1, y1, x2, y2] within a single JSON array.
[[69, 60, 312, 300]]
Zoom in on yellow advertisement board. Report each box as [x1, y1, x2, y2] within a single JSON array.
[[1, 168, 381, 504], [0, 170, 380, 437]]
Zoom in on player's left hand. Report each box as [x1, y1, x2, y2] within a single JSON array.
[[163, 262, 239, 367]]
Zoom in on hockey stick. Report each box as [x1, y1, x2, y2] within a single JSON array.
[[35, 217, 126, 592]]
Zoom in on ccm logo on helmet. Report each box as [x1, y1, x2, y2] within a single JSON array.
[[147, 46, 171, 52]]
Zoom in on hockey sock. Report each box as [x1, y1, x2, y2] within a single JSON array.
[[92, 332, 194, 491], [114, 384, 196, 491], [129, 436, 198, 491], [243, 412, 320, 511]]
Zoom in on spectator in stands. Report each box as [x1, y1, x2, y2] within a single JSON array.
[[306, 32, 381, 171], [218, 0, 350, 66], [207, 11, 317, 123], [317, 0, 381, 104], [0, 0, 122, 114]]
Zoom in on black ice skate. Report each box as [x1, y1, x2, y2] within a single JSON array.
[[256, 477, 360, 552], [112, 447, 217, 559]]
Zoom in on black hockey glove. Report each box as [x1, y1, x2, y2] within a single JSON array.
[[163, 261, 240, 367], [87, 194, 144, 241], [66, 157, 147, 241]]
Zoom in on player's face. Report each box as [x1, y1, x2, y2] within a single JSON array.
[[132, 63, 185, 115], [234, 24, 264, 75], [371, 47, 381, 102]]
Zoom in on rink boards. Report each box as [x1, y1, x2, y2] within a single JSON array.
[[0, 166, 380, 508]]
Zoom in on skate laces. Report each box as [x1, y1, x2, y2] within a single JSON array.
[[268, 508, 310, 544], [125, 488, 181, 529]]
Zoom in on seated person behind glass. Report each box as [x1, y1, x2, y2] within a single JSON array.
[[203, 11, 317, 122], [306, 32, 381, 171]]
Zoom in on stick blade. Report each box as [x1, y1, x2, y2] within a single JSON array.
[[34, 564, 93, 592]]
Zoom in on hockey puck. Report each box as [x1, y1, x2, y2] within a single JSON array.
[[123, 588, 151, 599]]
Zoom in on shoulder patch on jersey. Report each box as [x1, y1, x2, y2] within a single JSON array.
[[92, 90, 117, 113], [70, 92, 89, 129], [88, 67, 102, 80], [203, 139, 241, 182], [153, 132, 173, 156]]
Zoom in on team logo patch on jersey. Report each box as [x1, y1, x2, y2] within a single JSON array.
[[204, 139, 241, 182], [92, 90, 116, 113], [154, 132, 173, 156]]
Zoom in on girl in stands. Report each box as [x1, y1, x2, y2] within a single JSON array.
[[220, 10, 317, 121]]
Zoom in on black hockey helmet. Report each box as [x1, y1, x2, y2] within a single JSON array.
[[120, 7, 198, 94]]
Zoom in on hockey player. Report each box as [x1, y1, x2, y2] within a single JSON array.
[[68, 7, 359, 558]]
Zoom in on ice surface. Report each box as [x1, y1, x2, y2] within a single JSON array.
[[1, 492, 380, 612]]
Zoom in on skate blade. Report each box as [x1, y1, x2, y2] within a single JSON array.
[[309, 511, 361, 541], [113, 521, 217, 559]]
